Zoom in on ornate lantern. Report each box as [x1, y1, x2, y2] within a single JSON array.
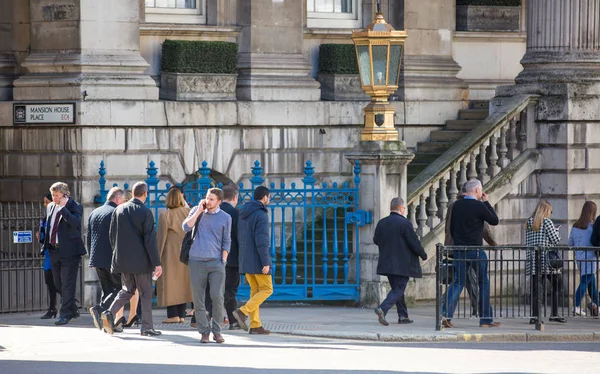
[[352, 8, 407, 141]]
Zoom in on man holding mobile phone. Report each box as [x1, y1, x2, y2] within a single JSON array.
[[183, 188, 231, 344], [43, 182, 87, 326]]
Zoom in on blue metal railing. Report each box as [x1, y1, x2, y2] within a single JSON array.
[[96, 159, 365, 302]]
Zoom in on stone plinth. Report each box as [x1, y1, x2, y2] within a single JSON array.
[[13, 0, 157, 101], [160, 73, 237, 101], [317, 74, 370, 101], [236, 0, 320, 101], [345, 141, 415, 307]]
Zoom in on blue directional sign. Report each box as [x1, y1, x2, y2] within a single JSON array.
[[13, 231, 33, 244]]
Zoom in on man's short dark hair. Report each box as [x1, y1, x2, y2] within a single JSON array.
[[253, 186, 270, 201], [223, 184, 239, 201], [132, 181, 148, 198], [44, 193, 52, 201], [207, 187, 224, 201]]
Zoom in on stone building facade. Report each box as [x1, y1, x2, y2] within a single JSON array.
[[1, 0, 598, 306]]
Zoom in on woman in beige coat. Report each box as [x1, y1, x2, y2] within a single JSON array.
[[157, 188, 192, 323]]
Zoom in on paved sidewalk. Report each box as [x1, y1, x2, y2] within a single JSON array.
[[2, 303, 600, 343]]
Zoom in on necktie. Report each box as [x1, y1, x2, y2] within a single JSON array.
[[49, 210, 62, 245]]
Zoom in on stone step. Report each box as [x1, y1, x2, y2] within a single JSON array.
[[416, 141, 453, 153], [458, 109, 488, 120], [430, 130, 470, 142], [445, 119, 480, 131], [470, 101, 490, 109], [411, 152, 444, 164]]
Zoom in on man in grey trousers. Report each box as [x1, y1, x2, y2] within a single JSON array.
[[183, 187, 231, 344]]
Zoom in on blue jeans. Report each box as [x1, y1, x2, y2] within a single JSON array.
[[379, 275, 410, 320], [442, 249, 494, 324], [575, 273, 598, 307]]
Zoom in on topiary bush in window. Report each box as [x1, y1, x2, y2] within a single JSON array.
[[161, 40, 238, 74], [318, 44, 359, 75]]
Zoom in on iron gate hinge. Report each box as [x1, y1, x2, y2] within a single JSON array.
[[346, 210, 372, 226]]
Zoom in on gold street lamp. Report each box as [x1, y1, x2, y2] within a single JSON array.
[[352, 7, 407, 142]]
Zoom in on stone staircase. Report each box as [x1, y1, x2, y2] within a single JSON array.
[[408, 102, 489, 183]]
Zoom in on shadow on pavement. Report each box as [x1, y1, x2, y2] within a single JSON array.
[[0, 361, 534, 374]]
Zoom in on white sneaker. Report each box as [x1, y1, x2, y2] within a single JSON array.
[[573, 306, 587, 316]]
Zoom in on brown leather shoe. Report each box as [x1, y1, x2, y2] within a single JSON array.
[[233, 309, 249, 332], [213, 333, 225, 343], [249, 326, 271, 335], [200, 333, 210, 343], [162, 317, 181, 323], [441, 318, 453, 328], [479, 321, 502, 327]]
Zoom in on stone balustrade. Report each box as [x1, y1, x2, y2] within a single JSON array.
[[407, 95, 539, 239]]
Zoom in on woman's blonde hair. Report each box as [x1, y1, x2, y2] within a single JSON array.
[[530, 200, 552, 232], [165, 188, 185, 209]]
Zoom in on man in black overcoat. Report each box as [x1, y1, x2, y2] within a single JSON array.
[[373, 197, 427, 326], [101, 181, 162, 336]]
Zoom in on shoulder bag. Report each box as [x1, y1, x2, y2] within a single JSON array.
[[179, 212, 203, 265]]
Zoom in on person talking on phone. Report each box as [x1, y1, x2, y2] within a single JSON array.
[[183, 187, 231, 344], [102, 181, 163, 336], [43, 182, 87, 326], [441, 179, 500, 328]]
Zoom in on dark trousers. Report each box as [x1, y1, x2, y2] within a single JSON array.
[[49, 251, 80, 319], [224, 266, 240, 322], [44, 269, 58, 311], [109, 273, 154, 331], [96, 268, 122, 312], [167, 304, 186, 318], [532, 273, 564, 318], [379, 275, 410, 320]]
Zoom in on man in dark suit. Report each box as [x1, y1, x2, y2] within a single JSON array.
[[87, 187, 125, 331], [373, 197, 427, 326], [44, 182, 87, 325], [101, 181, 163, 336], [220, 184, 241, 330]]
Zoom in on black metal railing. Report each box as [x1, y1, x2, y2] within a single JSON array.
[[435, 245, 600, 330]]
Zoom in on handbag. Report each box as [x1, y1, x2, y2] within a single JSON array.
[[179, 212, 203, 265], [548, 249, 563, 270]]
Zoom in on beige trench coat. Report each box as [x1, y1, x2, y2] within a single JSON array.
[[156, 206, 192, 307]]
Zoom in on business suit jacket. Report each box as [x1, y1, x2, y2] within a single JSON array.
[[44, 199, 87, 258], [87, 201, 118, 269], [110, 198, 160, 274], [220, 201, 240, 268], [373, 212, 427, 278]]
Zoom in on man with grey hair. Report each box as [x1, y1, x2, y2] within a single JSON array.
[[43, 182, 87, 325], [88, 187, 126, 331], [442, 178, 500, 328], [373, 197, 427, 326], [102, 181, 163, 336]]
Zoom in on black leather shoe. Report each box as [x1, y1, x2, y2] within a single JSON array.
[[54, 317, 69, 326], [140, 329, 162, 336], [102, 311, 115, 335], [90, 306, 103, 330], [71, 310, 81, 319], [398, 318, 414, 324], [40, 309, 57, 320]]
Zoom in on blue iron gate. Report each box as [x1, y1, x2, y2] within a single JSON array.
[[96, 159, 368, 301]]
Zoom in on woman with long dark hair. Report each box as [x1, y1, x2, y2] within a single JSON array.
[[569, 201, 598, 316], [38, 193, 59, 319]]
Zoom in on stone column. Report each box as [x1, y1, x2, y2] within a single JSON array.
[[0, 0, 29, 101], [236, 0, 320, 101], [402, 0, 467, 124], [346, 141, 414, 307], [516, 0, 600, 84], [497, 0, 600, 244], [13, 0, 158, 101]]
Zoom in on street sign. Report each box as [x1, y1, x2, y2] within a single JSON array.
[[13, 103, 76, 124], [13, 231, 33, 244]]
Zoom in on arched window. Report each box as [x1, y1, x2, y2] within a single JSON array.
[[145, 0, 206, 24], [307, 0, 361, 28]]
